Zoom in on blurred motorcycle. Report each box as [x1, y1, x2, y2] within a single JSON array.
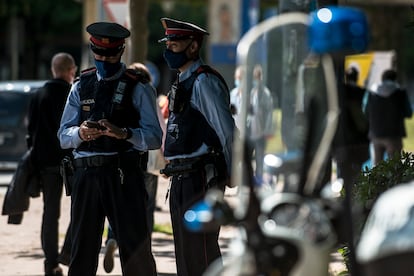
[[185, 6, 369, 276]]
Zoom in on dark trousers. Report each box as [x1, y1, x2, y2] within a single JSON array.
[[371, 137, 402, 166], [106, 171, 158, 242], [145, 172, 158, 236], [68, 165, 157, 276], [248, 136, 266, 177], [40, 167, 65, 273], [170, 170, 223, 276]]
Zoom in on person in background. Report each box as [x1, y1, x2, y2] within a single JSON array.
[[229, 65, 244, 128], [332, 66, 370, 276], [363, 69, 412, 166], [27, 52, 77, 276], [158, 17, 235, 276], [334, 66, 369, 184], [248, 64, 274, 179], [58, 22, 161, 276]]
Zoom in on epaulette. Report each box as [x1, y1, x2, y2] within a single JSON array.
[[80, 67, 97, 76], [195, 65, 229, 91], [124, 68, 150, 84]]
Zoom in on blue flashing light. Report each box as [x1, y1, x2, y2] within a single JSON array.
[[309, 6, 369, 54], [184, 201, 213, 232]]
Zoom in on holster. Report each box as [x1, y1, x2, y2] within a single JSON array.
[[60, 155, 74, 196]]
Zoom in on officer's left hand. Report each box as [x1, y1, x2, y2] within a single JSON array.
[[99, 119, 128, 140]]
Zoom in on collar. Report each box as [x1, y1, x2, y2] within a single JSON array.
[[96, 63, 126, 81], [178, 58, 203, 82]]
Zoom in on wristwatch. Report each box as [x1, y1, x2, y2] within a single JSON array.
[[121, 128, 132, 140]]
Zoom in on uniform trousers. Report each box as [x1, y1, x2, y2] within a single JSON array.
[[40, 167, 66, 273], [68, 163, 157, 276], [170, 169, 224, 276]]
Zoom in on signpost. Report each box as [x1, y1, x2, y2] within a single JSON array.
[[103, 0, 129, 27]]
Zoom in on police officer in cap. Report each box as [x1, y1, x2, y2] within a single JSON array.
[[58, 22, 161, 276], [159, 18, 235, 276]]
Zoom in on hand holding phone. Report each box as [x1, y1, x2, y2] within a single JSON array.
[[85, 120, 106, 130]]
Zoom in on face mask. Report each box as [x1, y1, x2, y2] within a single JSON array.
[[163, 41, 193, 69], [95, 60, 121, 78], [234, 79, 240, 87]]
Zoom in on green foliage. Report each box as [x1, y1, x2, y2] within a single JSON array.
[[403, 116, 414, 152], [338, 152, 414, 273], [153, 223, 173, 235], [353, 151, 414, 209], [337, 246, 350, 272]]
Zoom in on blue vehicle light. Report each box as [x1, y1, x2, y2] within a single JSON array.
[[309, 6, 369, 54], [184, 201, 213, 232]]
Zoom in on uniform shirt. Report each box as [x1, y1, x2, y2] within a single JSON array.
[[167, 59, 235, 174], [58, 63, 162, 159]]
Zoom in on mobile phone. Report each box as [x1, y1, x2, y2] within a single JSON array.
[[85, 120, 106, 130]]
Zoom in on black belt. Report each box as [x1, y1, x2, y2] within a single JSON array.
[[169, 155, 204, 165], [73, 152, 143, 168]]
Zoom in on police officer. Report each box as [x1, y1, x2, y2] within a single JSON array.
[[58, 22, 161, 276], [159, 18, 235, 276]]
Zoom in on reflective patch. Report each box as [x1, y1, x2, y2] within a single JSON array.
[[81, 99, 95, 105], [82, 105, 91, 112]]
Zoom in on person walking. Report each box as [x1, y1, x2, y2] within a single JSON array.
[[27, 52, 77, 276], [364, 69, 412, 166], [58, 22, 162, 276], [158, 17, 235, 276]]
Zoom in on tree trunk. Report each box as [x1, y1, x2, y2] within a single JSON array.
[[127, 0, 148, 65]]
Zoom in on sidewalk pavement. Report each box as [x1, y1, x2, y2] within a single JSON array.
[[0, 175, 345, 276]]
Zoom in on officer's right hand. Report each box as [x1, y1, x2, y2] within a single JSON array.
[[79, 121, 105, 141]]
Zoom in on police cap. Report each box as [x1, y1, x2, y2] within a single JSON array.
[[158, 18, 209, 43], [86, 22, 130, 56]]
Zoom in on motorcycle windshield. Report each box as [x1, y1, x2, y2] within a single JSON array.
[[231, 12, 339, 216]]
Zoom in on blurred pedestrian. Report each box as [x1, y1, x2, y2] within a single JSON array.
[[58, 22, 162, 276], [248, 64, 274, 178], [158, 17, 235, 276], [364, 69, 412, 166], [334, 66, 369, 183], [229, 65, 244, 127], [27, 52, 77, 276]]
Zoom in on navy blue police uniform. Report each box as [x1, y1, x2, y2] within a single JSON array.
[[58, 22, 161, 276], [159, 18, 235, 276]]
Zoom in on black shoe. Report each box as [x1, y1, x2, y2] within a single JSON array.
[[58, 252, 70, 266], [45, 266, 63, 276], [103, 239, 118, 273]]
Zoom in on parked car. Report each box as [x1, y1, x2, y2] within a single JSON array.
[[0, 80, 46, 170]]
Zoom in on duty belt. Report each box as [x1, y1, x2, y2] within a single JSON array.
[[160, 154, 212, 177], [73, 151, 144, 169]]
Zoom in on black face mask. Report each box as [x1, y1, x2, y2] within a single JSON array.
[[163, 41, 193, 69]]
